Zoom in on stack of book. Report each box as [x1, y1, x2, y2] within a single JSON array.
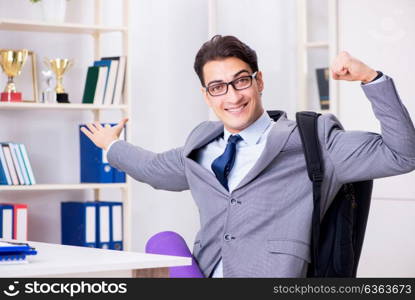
[[61, 201, 123, 250], [0, 143, 35, 185], [0, 241, 37, 264], [82, 56, 126, 106], [0, 203, 28, 241]]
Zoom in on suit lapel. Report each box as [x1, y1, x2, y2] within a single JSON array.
[[233, 115, 296, 191], [183, 121, 223, 157], [183, 121, 229, 194]]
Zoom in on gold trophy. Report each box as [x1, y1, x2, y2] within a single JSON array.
[[44, 58, 73, 103], [0, 49, 29, 102]]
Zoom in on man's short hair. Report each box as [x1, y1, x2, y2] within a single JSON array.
[[194, 35, 258, 87]]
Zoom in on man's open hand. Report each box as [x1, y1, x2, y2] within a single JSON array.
[[330, 51, 378, 83], [80, 118, 129, 150]]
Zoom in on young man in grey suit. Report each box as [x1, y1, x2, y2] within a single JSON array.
[[81, 35, 415, 278]]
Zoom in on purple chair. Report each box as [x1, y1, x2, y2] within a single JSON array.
[[145, 231, 204, 278]]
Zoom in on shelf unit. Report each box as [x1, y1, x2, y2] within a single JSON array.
[[0, 0, 132, 251], [0, 102, 128, 111], [0, 19, 127, 34], [207, 0, 218, 122], [0, 183, 127, 192], [297, 0, 339, 115]]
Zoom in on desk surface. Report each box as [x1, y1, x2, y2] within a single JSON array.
[[0, 241, 191, 277]]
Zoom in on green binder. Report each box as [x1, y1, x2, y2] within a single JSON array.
[[82, 66, 99, 104]]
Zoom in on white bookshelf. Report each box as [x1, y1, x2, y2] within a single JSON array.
[[0, 102, 128, 111], [305, 41, 330, 48], [0, 0, 133, 251], [296, 0, 339, 115], [0, 183, 127, 191], [0, 19, 127, 35]]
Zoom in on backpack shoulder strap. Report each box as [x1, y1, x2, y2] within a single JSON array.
[[295, 111, 322, 277], [296, 111, 323, 182]]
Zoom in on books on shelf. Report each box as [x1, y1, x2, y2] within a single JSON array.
[[101, 56, 126, 105], [93, 65, 109, 105], [315, 67, 330, 110], [79, 123, 126, 184], [82, 56, 126, 106], [0, 143, 36, 186], [61, 201, 123, 250], [0, 203, 28, 240], [93, 59, 117, 105], [61, 201, 96, 248], [11, 204, 28, 241], [82, 66, 99, 104], [0, 204, 13, 239]]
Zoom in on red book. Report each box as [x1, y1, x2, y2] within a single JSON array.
[[4, 203, 28, 241]]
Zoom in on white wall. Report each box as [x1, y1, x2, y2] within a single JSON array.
[[337, 0, 415, 276], [215, 0, 298, 118], [130, 0, 208, 251]]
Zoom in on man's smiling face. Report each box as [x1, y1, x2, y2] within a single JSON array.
[[202, 57, 265, 134]]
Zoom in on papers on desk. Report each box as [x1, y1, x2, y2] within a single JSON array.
[[0, 241, 37, 264]]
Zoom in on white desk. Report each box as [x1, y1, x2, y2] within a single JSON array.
[[0, 241, 191, 278]]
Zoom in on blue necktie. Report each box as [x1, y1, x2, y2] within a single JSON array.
[[211, 134, 243, 190]]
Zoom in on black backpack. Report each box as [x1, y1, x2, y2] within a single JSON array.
[[267, 110, 373, 277]]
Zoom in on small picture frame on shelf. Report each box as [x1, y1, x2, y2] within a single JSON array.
[[23, 51, 39, 103]]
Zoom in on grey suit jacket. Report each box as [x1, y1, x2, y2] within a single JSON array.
[[108, 77, 415, 277]]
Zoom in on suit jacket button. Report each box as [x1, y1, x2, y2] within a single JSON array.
[[224, 234, 232, 241], [230, 198, 237, 205]]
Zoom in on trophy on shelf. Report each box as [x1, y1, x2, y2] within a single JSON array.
[[0, 49, 29, 102], [44, 58, 73, 103], [40, 69, 55, 103]]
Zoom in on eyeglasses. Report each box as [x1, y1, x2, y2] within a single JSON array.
[[205, 71, 258, 97]]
